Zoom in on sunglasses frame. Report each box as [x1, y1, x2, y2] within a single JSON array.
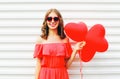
[[46, 17, 59, 22]]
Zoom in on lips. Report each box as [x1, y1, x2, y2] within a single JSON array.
[[50, 23, 56, 27]]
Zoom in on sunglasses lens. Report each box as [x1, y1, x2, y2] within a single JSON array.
[[54, 17, 59, 21], [47, 17, 52, 21]]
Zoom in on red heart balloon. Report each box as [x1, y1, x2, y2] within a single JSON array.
[[81, 24, 109, 62], [64, 22, 88, 41], [86, 24, 108, 52]]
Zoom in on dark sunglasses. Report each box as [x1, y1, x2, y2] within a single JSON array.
[[46, 17, 59, 22]]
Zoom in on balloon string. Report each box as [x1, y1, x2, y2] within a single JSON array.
[[79, 51, 83, 79], [80, 59, 83, 79]]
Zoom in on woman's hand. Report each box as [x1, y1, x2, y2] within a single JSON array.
[[66, 41, 86, 68], [74, 41, 86, 51]]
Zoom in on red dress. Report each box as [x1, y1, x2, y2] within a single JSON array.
[[33, 43, 72, 79]]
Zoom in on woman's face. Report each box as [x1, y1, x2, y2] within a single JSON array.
[[46, 12, 59, 30]]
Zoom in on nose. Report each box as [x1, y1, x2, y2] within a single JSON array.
[[51, 19, 55, 22]]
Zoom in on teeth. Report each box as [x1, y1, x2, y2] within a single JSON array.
[[50, 23, 56, 26], [51, 23, 55, 25]]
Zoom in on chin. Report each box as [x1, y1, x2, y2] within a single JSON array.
[[49, 26, 58, 29], [50, 27, 58, 30]]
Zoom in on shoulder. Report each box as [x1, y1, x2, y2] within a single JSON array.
[[35, 36, 44, 44], [62, 37, 70, 43]]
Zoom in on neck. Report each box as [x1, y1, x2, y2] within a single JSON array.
[[47, 29, 61, 41], [48, 29, 58, 36]]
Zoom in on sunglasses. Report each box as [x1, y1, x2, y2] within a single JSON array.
[[46, 17, 59, 22]]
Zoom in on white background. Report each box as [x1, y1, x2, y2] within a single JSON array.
[[0, 0, 120, 79]]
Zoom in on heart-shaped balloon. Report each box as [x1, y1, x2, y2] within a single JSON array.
[[81, 24, 109, 62], [64, 22, 88, 41]]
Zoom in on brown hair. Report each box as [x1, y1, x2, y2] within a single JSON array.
[[40, 8, 66, 39]]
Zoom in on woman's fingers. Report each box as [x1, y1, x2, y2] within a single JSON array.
[[80, 41, 86, 47]]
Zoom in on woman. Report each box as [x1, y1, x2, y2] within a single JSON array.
[[33, 8, 86, 79]]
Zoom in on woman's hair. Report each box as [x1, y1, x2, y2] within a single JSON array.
[[40, 8, 66, 39]]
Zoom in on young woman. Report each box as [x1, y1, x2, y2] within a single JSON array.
[[33, 8, 86, 79]]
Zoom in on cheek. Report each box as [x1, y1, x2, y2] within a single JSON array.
[[56, 22, 59, 26], [56, 21, 60, 26], [46, 21, 49, 25], [46, 22, 51, 27]]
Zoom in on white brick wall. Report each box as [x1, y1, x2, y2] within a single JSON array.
[[0, 0, 120, 79]]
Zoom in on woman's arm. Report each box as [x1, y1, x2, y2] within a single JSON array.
[[34, 36, 43, 79], [66, 49, 78, 68], [66, 42, 86, 68], [35, 58, 41, 79]]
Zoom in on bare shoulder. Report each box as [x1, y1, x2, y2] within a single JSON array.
[[62, 37, 70, 43], [35, 36, 43, 44]]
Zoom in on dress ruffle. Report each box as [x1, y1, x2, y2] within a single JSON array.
[[33, 43, 72, 58], [33, 44, 43, 58]]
